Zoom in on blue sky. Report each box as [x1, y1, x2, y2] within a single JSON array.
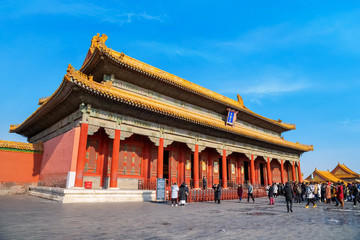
[[1, 1, 359, 177]]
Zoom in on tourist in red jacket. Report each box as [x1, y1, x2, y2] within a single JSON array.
[[336, 182, 344, 209]]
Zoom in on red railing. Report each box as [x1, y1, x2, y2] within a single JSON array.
[[138, 179, 267, 202], [186, 187, 266, 202], [138, 179, 171, 190]]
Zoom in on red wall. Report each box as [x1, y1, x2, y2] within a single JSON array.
[[39, 128, 79, 187], [0, 150, 42, 184]]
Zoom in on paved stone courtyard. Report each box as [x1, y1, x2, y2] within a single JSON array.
[[0, 195, 359, 240]]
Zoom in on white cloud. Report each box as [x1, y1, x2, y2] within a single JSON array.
[[1, 1, 164, 25], [218, 9, 360, 54], [219, 70, 311, 96], [340, 118, 360, 132], [132, 41, 221, 62]]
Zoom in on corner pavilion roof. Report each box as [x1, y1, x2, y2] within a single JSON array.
[[10, 63, 313, 152], [81, 34, 296, 133]]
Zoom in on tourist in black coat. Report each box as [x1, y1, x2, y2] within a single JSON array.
[[179, 183, 187, 206], [352, 183, 360, 206], [212, 184, 221, 204], [284, 182, 294, 213], [203, 176, 207, 190]]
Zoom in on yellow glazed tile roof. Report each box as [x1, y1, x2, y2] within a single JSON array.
[[78, 65, 312, 151], [10, 64, 313, 152], [81, 34, 296, 131], [0, 140, 43, 152], [338, 163, 359, 176], [315, 170, 344, 183]]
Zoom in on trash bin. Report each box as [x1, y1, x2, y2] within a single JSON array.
[[84, 181, 92, 189]]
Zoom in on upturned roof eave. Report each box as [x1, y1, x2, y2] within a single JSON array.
[[9, 71, 74, 136]]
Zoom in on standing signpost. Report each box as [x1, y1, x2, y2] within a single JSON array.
[[156, 178, 166, 202]]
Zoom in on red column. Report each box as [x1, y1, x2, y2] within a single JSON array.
[[109, 129, 121, 188], [157, 138, 164, 178], [250, 154, 255, 184], [292, 162, 296, 182], [298, 161, 303, 182], [267, 157, 272, 185], [280, 160, 285, 184], [74, 123, 89, 187], [222, 150, 227, 188], [193, 145, 200, 188]]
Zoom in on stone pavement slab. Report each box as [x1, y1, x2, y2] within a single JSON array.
[[0, 195, 359, 240]]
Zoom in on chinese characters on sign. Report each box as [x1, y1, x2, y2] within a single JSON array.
[[226, 108, 238, 126], [156, 178, 166, 201]]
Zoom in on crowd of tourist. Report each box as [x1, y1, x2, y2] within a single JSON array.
[[264, 181, 360, 212], [169, 179, 360, 212]]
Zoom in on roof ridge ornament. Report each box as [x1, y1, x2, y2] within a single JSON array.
[[90, 33, 108, 53], [237, 94, 244, 108], [38, 96, 49, 105], [66, 64, 92, 82]]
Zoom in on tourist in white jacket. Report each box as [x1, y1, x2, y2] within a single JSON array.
[[305, 182, 317, 208], [171, 183, 179, 206]]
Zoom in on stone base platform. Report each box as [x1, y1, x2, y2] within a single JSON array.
[[28, 186, 156, 203]]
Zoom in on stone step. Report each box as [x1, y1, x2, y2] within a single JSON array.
[[28, 186, 156, 203]]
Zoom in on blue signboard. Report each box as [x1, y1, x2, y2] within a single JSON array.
[[227, 111, 235, 124], [156, 178, 166, 201]]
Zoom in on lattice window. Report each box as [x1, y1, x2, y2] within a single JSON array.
[[131, 145, 142, 176], [272, 164, 281, 183], [107, 142, 113, 175], [201, 153, 207, 178], [150, 147, 157, 177], [85, 139, 99, 173], [117, 144, 142, 176], [118, 144, 128, 175], [213, 158, 219, 180], [185, 152, 191, 179], [170, 151, 178, 179], [284, 167, 289, 182]]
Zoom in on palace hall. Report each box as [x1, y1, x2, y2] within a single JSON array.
[[2, 34, 313, 197]]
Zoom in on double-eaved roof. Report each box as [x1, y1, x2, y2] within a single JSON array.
[[10, 34, 313, 153]]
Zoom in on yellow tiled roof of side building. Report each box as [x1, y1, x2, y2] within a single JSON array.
[[316, 170, 346, 183], [339, 163, 360, 176], [0, 140, 43, 152]]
